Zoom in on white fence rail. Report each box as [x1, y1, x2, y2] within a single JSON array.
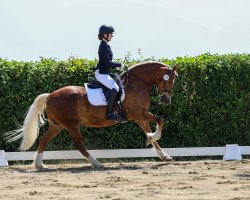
[[3, 145, 250, 161]]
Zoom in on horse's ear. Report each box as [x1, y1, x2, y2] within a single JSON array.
[[173, 65, 178, 72], [172, 65, 179, 76]]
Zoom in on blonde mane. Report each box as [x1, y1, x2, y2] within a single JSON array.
[[128, 61, 171, 71]]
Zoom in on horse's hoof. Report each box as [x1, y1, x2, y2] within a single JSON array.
[[34, 164, 48, 170], [161, 155, 173, 162], [94, 163, 105, 169]]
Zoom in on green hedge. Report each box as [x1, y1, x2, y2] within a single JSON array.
[[0, 54, 249, 152]]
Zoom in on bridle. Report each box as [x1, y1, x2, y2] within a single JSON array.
[[121, 68, 188, 97], [156, 70, 174, 95], [121, 69, 175, 96]]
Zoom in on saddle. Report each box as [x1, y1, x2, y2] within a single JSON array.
[[85, 74, 126, 121], [87, 74, 123, 102]]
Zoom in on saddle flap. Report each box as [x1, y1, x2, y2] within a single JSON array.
[[86, 75, 124, 103]]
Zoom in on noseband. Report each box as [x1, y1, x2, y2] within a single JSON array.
[[156, 70, 174, 95]]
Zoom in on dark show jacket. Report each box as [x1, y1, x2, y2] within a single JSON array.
[[96, 40, 121, 74]]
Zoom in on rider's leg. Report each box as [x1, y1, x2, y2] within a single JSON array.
[[95, 70, 119, 91], [107, 88, 121, 120], [95, 70, 121, 120]]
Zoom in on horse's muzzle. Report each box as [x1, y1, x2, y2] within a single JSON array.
[[160, 92, 171, 104]]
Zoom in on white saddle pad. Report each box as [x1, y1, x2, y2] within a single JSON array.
[[84, 83, 125, 106]]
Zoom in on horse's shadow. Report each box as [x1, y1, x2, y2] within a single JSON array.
[[11, 162, 171, 174], [10, 165, 142, 174]]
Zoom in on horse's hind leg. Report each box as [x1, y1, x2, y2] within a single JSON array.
[[67, 126, 104, 168], [34, 124, 62, 169], [137, 121, 173, 161]]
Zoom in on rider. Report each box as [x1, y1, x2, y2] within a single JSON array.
[[95, 25, 124, 121]]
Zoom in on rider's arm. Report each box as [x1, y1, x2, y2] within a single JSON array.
[[100, 42, 122, 68]]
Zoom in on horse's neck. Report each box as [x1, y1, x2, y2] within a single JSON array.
[[126, 66, 158, 91], [128, 72, 152, 91]]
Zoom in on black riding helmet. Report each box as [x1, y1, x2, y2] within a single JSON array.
[[99, 25, 115, 35]]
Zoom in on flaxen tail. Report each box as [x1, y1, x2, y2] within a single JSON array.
[[5, 93, 50, 150]]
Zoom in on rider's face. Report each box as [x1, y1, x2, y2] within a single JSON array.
[[107, 33, 113, 41], [103, 33, 113, 42]]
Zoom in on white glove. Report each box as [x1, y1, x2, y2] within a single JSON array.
[[120, 63, 124, 70]]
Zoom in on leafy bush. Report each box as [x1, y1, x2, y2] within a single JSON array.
[[0, 54, 249, 152]]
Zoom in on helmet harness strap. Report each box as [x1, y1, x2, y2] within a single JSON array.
[[104, 33, 110, 42]]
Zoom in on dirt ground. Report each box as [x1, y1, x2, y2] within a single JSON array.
[[0, 160, 249, 200]]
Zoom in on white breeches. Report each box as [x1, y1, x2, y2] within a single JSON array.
[[95, 70, 119, 92]]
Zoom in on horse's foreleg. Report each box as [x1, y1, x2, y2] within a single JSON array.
[[152, 142, 173, 161], [137, 121, 173, 161], [34, 124, 62, 169], [68, 127, 104, 168], [138, 111, 164, 145]]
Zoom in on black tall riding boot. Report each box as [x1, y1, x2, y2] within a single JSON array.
[[107, 89, 121, 121]]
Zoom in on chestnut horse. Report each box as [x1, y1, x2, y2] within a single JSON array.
[[7, 62, 178, 169]]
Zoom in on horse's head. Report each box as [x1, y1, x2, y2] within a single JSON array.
[[155, 66, 178, 104], [126, 62, 178, 104]]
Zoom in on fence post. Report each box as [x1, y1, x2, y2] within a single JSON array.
[[223, 144, 242, 161], [0, 150, 9, 167]]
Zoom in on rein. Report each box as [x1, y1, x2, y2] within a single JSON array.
[[122, 70, 187, 94], [120, 66, 184, 95], [121, 70, 173, 95], [120, 70, 129, 88]]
